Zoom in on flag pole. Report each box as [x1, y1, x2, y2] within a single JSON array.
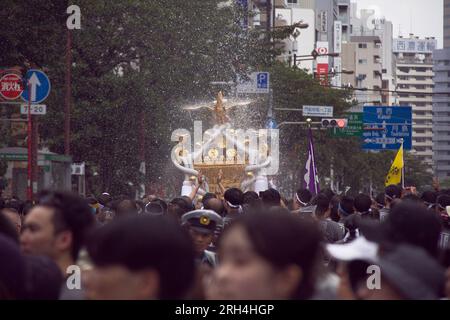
[[401, 140, 405, 189]]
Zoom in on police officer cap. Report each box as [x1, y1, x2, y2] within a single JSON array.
[[181, 209, 223, 234]]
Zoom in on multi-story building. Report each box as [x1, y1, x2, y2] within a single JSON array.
[[274, 0, 316, 73], [349, 3, 394, 105], [341, 35, 383, 110], [433, 0, 450, 180], [393, 35, 436, 169], [314, 0, 350, 82]]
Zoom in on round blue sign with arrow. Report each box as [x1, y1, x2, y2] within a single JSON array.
[[21, 69, 51, 104]]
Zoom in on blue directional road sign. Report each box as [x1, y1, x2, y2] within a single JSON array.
[[21, 69, 51, 104], [362, 106, 412, 150]]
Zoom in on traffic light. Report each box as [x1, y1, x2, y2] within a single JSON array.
[[321, 118, 348, 128]]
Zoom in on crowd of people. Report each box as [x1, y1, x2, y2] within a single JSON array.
[[1, 180, 450, 300]]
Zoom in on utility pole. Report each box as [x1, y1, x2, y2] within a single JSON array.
[[65, 28, 72, 156]]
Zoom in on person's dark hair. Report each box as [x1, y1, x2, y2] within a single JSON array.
[[385, 202, 442, 257], [375, 193, 385, 208], [24, 255, 62, 300], [421, 190, 437, 207], [402, 194, 423, 204], [87, 215, 195, 299], [354, 194, 372, 214], [243, 191, 259, 205], [220, 212, 322, 299], [115, 199, 139, 217], [37, 191, 94, 260], [0, 198, 5, 210], [145, 202, 165, 215], [151, 199, 168, 214], [329, 195, 341, 222], [0, 235, 26, 299], [181, 196, 195, 211], [385, 185, 402, 202], [20, 200, 34, 216], [339, 196, 355, 217], [315, 194, 330, 218], [224, 188, 244, 206], [97, 193, 112, 207], [4, 199, 22, 212], [168, 197, 191, 220], [436, 194, 450, 209], [320, 188, 335, 202], [342, 214, 361, 243], [0, 211, 19, 243], [296, 188, 312, 205], [260, 188, 281, 207], [202, 193, 217, 205]]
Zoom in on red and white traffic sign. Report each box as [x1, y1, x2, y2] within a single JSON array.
[[317, 47, 328, 55], [0, 73, 23, 100]]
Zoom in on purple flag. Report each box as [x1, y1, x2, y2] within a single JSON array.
[[304, 128, 320, 195]]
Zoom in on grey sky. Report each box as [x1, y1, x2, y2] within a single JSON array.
[[352, 0, 443, 48]]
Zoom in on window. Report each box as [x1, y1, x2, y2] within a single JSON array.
[[287, 0, 298, 3], [415, 138, 426, 142], [398, 67, 410, 73], [359, 43, 367, 49], [399, 76, 409, 80], [416, 129, 426, 133], [358, 59, 367, 64], [415, 67, 427, 72], [415, 85, 426, 89]]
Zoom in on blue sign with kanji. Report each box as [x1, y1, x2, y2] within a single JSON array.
[[362, 106, 412, 150]]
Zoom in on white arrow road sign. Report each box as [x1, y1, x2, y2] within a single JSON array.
[[28, 72, 41, 102]]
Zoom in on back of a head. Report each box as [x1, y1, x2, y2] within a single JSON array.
[[87, 215, 195, 299], [421, 190, 437, 207], [145, 202, 165, 216], [375, 193, 385, 208], [315, 194, 330, 218], [296, 188, 312, 205], [385, 185, 401, 202], [202, 193, 217, 206], [204, 198, 224, 216], [168, 197, 191, 221], [181, 196, 195, 211], [115, 199, 139, 217], [224, 188, 244, 206], [0, 211, 19, 243], [260, 188, 281, 207], [387, 201, 442, 257], [320, 188, 335, 202], [339, 196, 355, 217], [24, 255, 63, 300], [225, 211, 322, 299], [354, 194, 372, 214], [97, 193, 112, 207], [0, 234, 26, 299], [437, 194, 450, 209], [37, 191, 95, 261], [243, 191, 259, 205]]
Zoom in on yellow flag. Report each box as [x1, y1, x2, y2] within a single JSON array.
[[385, 143, 404, 186]]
